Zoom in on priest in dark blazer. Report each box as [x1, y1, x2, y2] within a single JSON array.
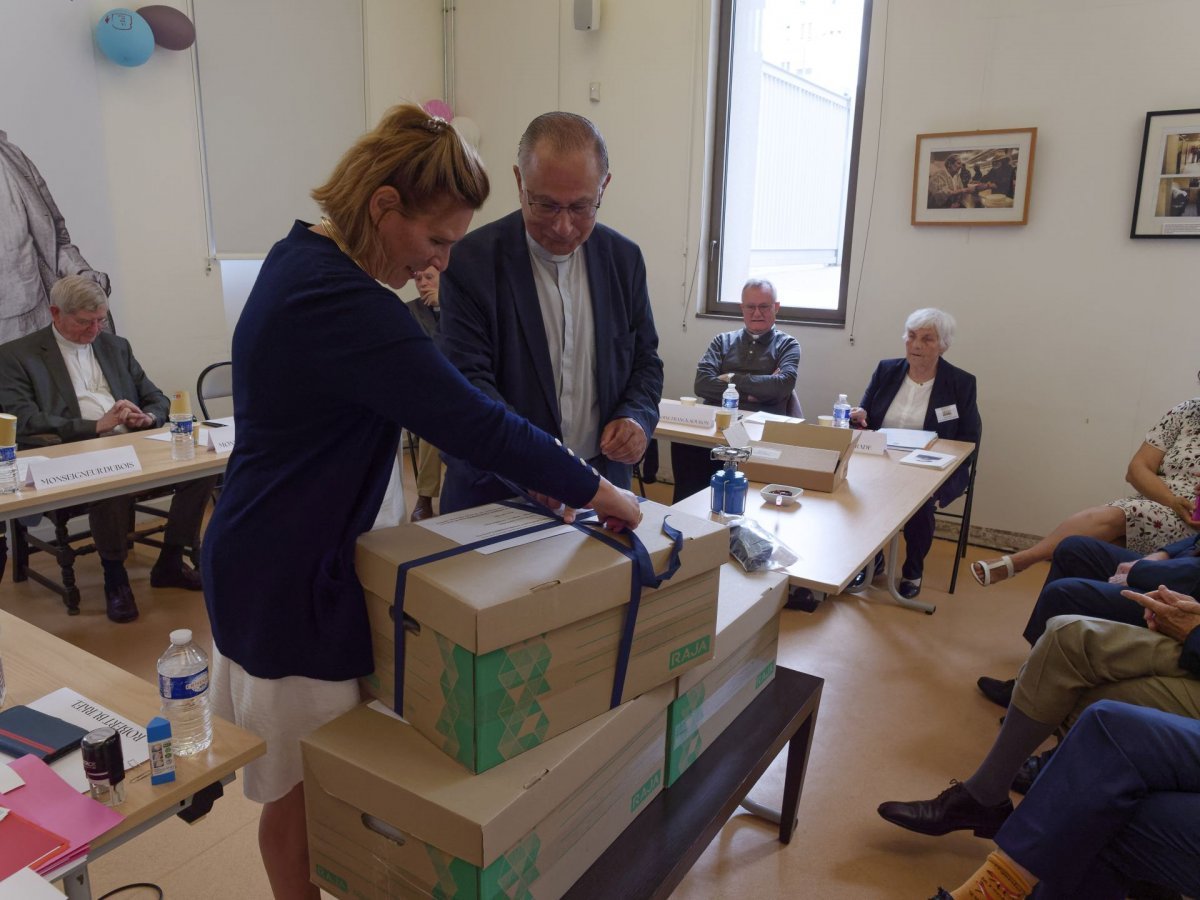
[[438, 112, 663, 512], [0, 275, 215, 622], [851, 307, 981, 599]]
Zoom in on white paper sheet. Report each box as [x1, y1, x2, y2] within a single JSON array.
[[0, 867, 66, 899], [27, 689, 149, 770], [417, 503, 574, 555]]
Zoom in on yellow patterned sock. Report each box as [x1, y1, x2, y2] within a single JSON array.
[[950, 851, 1033, 900]]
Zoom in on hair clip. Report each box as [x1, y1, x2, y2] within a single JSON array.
[[422, 116, 449, 133]]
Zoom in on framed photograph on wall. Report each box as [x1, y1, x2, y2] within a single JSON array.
[[1130, 108, 1200, 238], [911, 127, 1037, 226]]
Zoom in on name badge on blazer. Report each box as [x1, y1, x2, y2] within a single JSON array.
[[935, 404, 959, 423]]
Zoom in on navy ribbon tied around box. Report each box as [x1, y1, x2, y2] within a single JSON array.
[[391, 500, 683, 715]]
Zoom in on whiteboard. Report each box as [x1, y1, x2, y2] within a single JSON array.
[[193, 0, 366, 256]]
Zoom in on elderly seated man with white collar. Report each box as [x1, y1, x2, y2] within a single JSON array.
[[0, 275, 217, 623]]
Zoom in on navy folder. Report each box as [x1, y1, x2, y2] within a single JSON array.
[[0, 705, 88, 763]]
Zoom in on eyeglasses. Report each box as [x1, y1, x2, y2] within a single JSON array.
[[742, 304, 774, 314], [522, 190, 602, 222], [67, 313, 108, 329]]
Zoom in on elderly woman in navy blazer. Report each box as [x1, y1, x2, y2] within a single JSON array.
[[851, 308, 981, 599]]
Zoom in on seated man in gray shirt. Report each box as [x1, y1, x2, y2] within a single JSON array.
[[672, 278, 800, 502]]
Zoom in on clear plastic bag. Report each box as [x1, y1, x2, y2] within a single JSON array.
[[727, 517, 800, 572]]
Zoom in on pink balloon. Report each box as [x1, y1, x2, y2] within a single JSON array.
[[422, 99, 454, 122], [138, 4, 195, 50]]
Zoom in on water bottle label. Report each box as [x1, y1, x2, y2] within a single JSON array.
[[159, 667, 209, 700], [170, 419, 193, 436], [0, 446, 14, 463]]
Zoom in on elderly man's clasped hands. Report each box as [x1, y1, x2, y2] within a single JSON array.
[[97, 398, 156, 434]]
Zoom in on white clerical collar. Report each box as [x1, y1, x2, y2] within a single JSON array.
[[744, 326, 774, 342], [52, 325, 93, 353], [525, 231, 579, 265]]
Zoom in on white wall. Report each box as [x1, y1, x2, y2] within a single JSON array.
[[76, 0, 444, 399], [453, 0, 1200, 539]]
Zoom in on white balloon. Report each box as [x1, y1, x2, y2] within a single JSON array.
[[452, 116, 481, 150]]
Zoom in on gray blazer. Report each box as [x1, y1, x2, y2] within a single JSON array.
[[0, 324, 169, 444]]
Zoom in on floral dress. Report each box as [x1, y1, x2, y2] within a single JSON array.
[[1109, 398, 1200, 552]]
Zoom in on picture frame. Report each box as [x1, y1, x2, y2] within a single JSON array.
[[911, 127, 1037, 226], [1130, 108, 1200, 238]]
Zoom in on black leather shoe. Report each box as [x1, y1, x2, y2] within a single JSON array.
[[1011, 746, 1056, 795], [877, 781, 1013, 838], [898, 579, 922, 599], [784, 587, 819, 611], [850, 552, 888, 591], [105, 583, 139, 623], [150, 561, 203, 591], [977, 675, 1015, 708]]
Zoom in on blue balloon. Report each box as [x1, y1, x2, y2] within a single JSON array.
[[96, 9, 155, 67]]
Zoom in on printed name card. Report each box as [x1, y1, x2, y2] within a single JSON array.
[[853, 430, 888, 455], [206, 425, 235, 453], [25, 446, 141, 491], [658, 399, 716, 429]]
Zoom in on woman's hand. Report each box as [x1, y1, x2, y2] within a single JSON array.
[[1167, 493, 1199, 527], [850, 407, 868, 428], [587, 479, 643, 533]]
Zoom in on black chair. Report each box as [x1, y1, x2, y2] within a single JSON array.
[[934, 432, 980, 594], [196, 360, 233, 420]]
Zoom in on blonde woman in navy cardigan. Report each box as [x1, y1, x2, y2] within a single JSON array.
[[201, 105, 642, 900], [851, 308, 981, 599]]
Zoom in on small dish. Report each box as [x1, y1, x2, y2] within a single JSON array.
[[760, 484, 803, 507]]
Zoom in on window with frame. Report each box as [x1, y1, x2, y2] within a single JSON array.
[[705, 0, 872, 326]]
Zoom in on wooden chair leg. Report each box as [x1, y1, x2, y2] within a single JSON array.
[[50, 516, 82, 615]]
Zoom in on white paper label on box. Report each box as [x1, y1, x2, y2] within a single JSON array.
[[722, 421, 751, 449], [658, 399, 716, 428], [853, 430, 888, 455], [749, 446, 782, 460], [27, 445, 141, 490], [417, 502, 574, 554]]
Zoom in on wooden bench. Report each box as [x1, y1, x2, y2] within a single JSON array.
[[565, 666, 824, 899]]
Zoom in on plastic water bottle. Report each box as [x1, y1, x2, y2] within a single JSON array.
[[169, 391, 195, 462], [157, 629, 212, 756], [721, 381, 739, 412], [833, 393, 852, 429], [0, 412, 19, 495]]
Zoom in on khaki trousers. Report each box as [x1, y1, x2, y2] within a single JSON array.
[[1013, 615, 1200, 729], [415, 437, 443, 499]]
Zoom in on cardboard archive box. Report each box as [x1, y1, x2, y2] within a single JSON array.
[[356, 501, 727, 773], [667, 564, 787, 786], [303, 682, 673, 900], [739, 421, 855, 492]]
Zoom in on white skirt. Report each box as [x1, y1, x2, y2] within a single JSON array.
[[209, 642, 361, 804]]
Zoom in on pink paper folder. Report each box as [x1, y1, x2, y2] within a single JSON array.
[[3, 755, 123, 874]]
